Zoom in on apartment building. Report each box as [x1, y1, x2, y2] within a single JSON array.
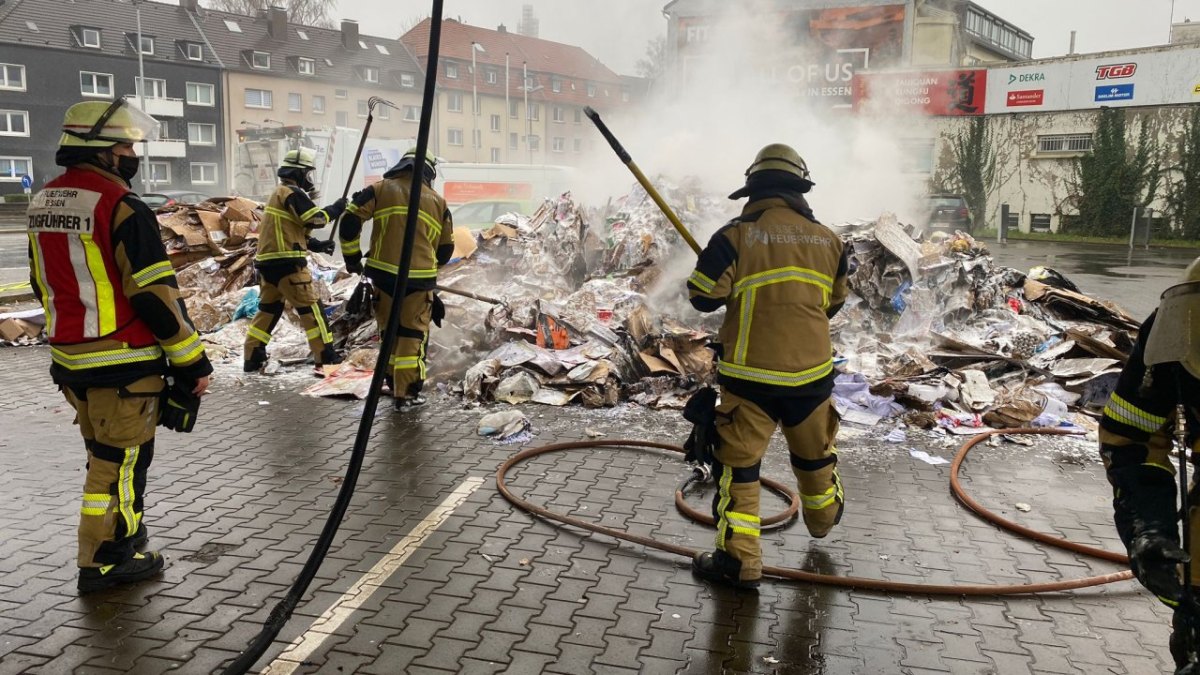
[[0, 0, 225, 196]]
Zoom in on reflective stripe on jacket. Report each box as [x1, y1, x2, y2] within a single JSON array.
[[256, 184, 327, 263]]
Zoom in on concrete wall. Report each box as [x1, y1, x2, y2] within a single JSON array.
[[929, 106, 1194, 233]]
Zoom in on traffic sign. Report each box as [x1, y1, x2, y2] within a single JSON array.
[[20, 174, 32, 189]]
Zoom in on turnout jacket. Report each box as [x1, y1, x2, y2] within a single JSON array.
[[1099, 311, 1200, 548], [338, 171, 454, 292], [27, 165, 211, 388], [255, 182, 331, 268], [688, 196, 849, 398]]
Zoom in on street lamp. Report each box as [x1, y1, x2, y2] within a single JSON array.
[[263, 118, 285, 127], [239, 120, 262, 129], [470, 41, 486, 162]]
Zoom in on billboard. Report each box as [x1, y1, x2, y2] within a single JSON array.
[[985, 47, 1200, 113], [852, 69, 988, 116], [675, 4, 907, 107]]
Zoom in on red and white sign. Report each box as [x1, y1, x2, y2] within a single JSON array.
[[1006, 89, 1045, 107], [852, 69, 988, 116], [1095, 63, 1137, 80], [443, 181, 533, 204]]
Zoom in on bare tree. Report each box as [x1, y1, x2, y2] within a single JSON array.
[[203, 0, 337, 28], [398, 14, 428, 36], [635, 36, 667, 82]]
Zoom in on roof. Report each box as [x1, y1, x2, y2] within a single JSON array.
[[0, 0, 215, 65], [401, 18, 629, 107], [186, 4, 423, 90]]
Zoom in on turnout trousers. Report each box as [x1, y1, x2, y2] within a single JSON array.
[[711, 387, 844, 581], [243, 266, 333, 363], [375, 287, 433, 400], [62, 375, 163, 568]]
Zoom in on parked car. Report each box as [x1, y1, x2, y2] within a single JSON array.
[[926, 194, 972, 232], [142, 190, 212, 209], [450, 199, 532, 231]]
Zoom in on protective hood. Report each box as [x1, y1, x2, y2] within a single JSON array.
[[1144, 280, 1200, 379]]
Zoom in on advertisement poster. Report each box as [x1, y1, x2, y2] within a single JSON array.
[[443, 181, 534, 204], [675, 4, 907, 107], [852, 69, 988, 116]]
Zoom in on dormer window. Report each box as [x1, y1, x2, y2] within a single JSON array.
[[446, 63, 458, 79], [297, 29, 309, 40], [251, 51, 271, 69], [361, 66, 379, 83], [400, 73, 415, 88], [486, 69, 497, 85], [138, 35, 154, 55], [184, 43, 203, 60], [551, 78, 562, 93], [224, 19, 242, 32], [298, 57, 315, 76], [376, 44, 390, 55], [587, 83, 596, 98], [81, 28, 101, 49]]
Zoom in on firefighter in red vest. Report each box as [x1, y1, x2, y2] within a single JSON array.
[[27, 98, 212, 593]]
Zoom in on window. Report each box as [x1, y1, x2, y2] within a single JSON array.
[[898, 139, 934, 173], [574, 138, 582, 152], [447, 92, 463, 113], [223, 19, 242, 32], [186, 43, 203, 61], [138, 35, 154, 55], [403, 105, 420, 122], [473, 129, 482, 148], [186, 82, 214, 106], [298, 58, 315, 76], [359, 40, 369, 50], [587, 83, 596, 97], [1038, 133, 1093, 153], [552, 106, 565, 123], [509, 132, 518, 149], [448, 128, 464, 146], [244, 88, 272, 109], [80, 72, 113, 97], [621, 90, 630, 103], [0, 64, 25, 91], [490, 114, 501, 132], [147, 161, 171, 185], [190, 163, 218, 185], [25, 21, 38, 32], [376, 44, 390, 55], [362, 66, 379, 83], [288, 93, 302, 112], [528, 135, 540, 151], [312, 95, 326, 114], [81, 28, 101, 48], [187, 123, 216, 145], [552, 137, 566, 153], [335, 88, 348, 99], [336, 111, 348, 126], [135, 77, 167, 99], [527, 103, 540, 121], [574, 108, 582, 124], [400, 73, 416, 88], [446, 63, 458, 79], [0, 157, 32, 181], [473, 95, 480, 115], [324, 58, 334, 67], [297, 29, 309, 40], [510, 100, 519, 119], [251, 51, 270, 69], [551, 78, 562, 93], [378, 105, 390, 120], [357, 100, 369, 118], [0, 110, 29, 137], [490, 148, 501, 163], [485, 69, 497, 85]]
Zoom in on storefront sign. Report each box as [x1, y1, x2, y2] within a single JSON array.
[[852, 69, 988, 116]]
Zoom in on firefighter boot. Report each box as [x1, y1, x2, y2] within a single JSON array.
[[129, 523, 148, 550], [78, 551, 165, 594], [692, 550, 760, 592], [244, 346, 268, 372], [394, 395, 427, 412]]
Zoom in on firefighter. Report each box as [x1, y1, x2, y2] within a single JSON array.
[[337, 149, 453, 410], [1101, 258, 1200, 673], [687, 143, 850, 590], [27, 98, 212, 593], [243, 148, 347, 372]]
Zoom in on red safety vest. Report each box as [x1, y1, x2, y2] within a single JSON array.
[[27, 168, 157, 350]]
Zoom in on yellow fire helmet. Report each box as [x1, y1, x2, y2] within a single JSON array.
[[59, 97, 160, 148], [745, 143, 811, 182], [386, 147, 438, 180], [281, 147, 318, 171], [1143, 256, 1200, 379]]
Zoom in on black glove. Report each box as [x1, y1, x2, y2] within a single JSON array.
[[682, 387, 719, 474], [431, 293, 446, 328], [307, 236, 336, 255], [1130, 529, 1189, 608], [344, 254, 363, 275], [159, 377, 201, 433], [344, 279, 373, 318], [323, 197, 348, 221]]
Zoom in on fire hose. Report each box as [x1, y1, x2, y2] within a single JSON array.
[[496, 428, 1135, 596]]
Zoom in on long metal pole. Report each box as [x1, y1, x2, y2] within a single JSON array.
[[505, 53, 510, 163], [471, 42, 478, 162], [136, 3, 150, 192], [524, 61, 530, 164]]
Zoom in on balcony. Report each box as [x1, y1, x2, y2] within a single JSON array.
[[137, 139, 187, 158], [129, 96, 184, 118]]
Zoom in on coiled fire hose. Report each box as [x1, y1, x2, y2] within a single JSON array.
[[496, 428, 1134, 596]]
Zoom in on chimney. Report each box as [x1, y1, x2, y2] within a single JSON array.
[[267, 5, 287, 41], [497, 23, 507, 33], [1068, 30, 1076, 55], [341, 19, 359, 50], [179, 0, 198, 10]]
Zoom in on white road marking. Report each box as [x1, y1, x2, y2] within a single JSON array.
[[262, 476, 486, 674]]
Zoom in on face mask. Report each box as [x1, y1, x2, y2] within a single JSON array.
[[116, 155, 140, 183]]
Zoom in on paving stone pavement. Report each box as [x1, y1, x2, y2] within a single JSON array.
[[0, 346, 1177, 674]]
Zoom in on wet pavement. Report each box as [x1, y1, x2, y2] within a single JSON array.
[[0, 346, 1177, 674]]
